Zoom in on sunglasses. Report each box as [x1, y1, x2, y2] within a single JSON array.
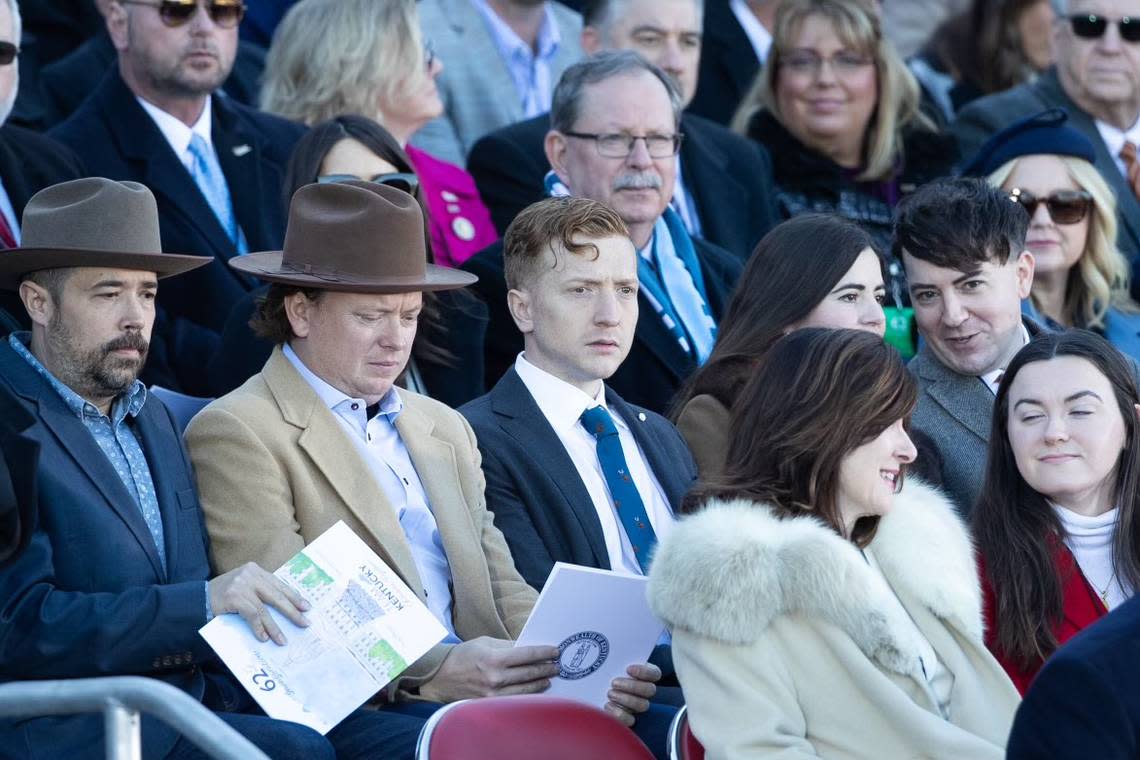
[[1069, 14, 1140, 43], [1007, 188, 1093, 224], [119, 0, 247, 29], [317, 173, 420, 195], [0, 41, 18, 66]]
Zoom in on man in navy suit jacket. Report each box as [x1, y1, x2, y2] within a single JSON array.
[[1007, 592, 1140, 759], [49, 0, 305, 394], [0, 178, 427, 760], [461, 198, 697, 703]]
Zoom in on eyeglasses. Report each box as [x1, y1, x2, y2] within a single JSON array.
[[424, 41, 437, 71], [119, 0, 247, 29], [1007, 188, 1093, 224], [0, 42, 18, 66], [779, 50, 874, 78], [562, 131, 684, 158], [318, 173, 420, 195], [1069, 14, 1140, 43]]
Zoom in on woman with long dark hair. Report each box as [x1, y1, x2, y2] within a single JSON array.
[[670, 214, 886, 477], [650, 328, 1019, 759], [974, 330, 1140, 693]]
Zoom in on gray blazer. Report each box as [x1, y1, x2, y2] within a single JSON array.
[[952, 68, 1140, 261], [412, 0, 584, 166]]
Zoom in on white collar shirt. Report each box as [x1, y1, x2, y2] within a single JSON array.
[[469, 0, 561, 118], [1095, 116, 1140, 178], [980, 324, 1030, 395], [671, 156, 703, 238], [513, 352, 674, 576], [729, 0, 773, 64], [283, 344, 461, 643], [137, 95, 214, 174]]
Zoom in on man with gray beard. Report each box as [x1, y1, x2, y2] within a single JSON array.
[[49, 0, 304, 394], [463, 51, 741, 413]]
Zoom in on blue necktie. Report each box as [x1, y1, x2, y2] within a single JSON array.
[[580, 405, 658, 573], [187, 133, 248, 254]]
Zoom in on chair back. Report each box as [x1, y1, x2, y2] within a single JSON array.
[[149, 386, 213, 433], [415, 696, 655, 760], [668, 705, 705, 760]]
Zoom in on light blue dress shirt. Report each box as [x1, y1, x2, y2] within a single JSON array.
[[282, 344, 461, 644], [470, 0, 561, 117]]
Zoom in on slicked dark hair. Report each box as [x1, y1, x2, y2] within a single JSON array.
[[892, 177, 1029, 271]]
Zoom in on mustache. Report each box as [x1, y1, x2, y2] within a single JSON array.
[[612, 173, 662, 191], [103, 332, 149, 356]]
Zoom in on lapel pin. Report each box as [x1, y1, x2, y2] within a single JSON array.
[[638, 412, 646, 422], [232, 144, 252, 157]]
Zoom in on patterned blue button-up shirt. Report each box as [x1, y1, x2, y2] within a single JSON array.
[[10, 333, 166, 570]]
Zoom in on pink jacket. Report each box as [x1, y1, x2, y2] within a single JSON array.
[[406, 144, 498, 268]]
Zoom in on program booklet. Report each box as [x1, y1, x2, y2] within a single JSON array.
[[200, 521, 447, 734], [514, 562, 665, 708]]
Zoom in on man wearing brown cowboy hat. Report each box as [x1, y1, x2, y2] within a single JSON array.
[[186, 181, 665, 752], [0, 178, 433, 759]]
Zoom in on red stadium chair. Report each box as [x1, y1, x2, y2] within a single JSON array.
[[415, 695, 655, 760], [668, 705, 705, 760]]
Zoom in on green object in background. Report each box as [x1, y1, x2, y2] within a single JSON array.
[[884, 306, 916, 359]]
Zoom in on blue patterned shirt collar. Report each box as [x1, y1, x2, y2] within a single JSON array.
[[8, 332, 147, 424]]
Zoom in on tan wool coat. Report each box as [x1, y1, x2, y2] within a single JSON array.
[[648, 480, 1020, 759], [185, 348, 538, 699]]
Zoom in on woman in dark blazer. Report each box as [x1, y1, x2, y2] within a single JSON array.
[[206, 116, 487, 407], [670, 214, 887, 478]]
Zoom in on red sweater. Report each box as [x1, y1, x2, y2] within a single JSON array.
[[980, 545, 1107, 694]]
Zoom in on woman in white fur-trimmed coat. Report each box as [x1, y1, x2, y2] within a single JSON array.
[[649, 328, 1019, 759]]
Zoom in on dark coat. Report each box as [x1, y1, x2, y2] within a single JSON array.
[[952, 68, 1140, 278], [49, 67, 306, 394], [460, 367, 697, 590], [37, 33, 269, 129], [0, 381, 38, 568], [747, 109, 958, 255], [0, 124, 86, 333], [1007, 592, 1140, 760], [205, 286, 490, 409], [687, 0, 762, 126], [461, 235, 741, 415], [465, 110, 779, 263], [0, 339, 216, 760]]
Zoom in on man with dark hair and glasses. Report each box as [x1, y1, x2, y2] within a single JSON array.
[[463, 50, 741, 414], [953, 0, 1140, 283], [49, 0, 306, 395]]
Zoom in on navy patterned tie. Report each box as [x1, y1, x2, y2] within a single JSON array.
[[580, 405, 658, 573]]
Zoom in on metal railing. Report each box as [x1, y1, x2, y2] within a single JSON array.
[[0, 676, 271, 760]]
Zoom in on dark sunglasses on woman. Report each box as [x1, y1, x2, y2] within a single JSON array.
[[317, 173, 421, 195], [1069, 14, 1140, 43], [0, 42, 17, 66], [119, 0, 246, 29], [1007, 188, 1094, 225]]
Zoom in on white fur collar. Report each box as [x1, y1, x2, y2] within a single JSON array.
[[648, 480, 981, 676]]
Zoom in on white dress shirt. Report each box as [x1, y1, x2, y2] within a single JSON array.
[[729, 0, 773, 64], [1096, 117, 1140, 179], [0, 176, 19, 243], [980, 324, 1031, 395], [671, 157, 703, 238], [514, 353, 675, 576], [137, 96, 215, 174], [1055, 504, 1133, 610], [283, 344, 461, 643]]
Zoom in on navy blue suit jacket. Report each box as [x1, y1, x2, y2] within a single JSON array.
[[49, 67, 306, 394], [0, 340, 216, 760], [462, 236, 741, 414], [1007, 593, 1140, 760], [460, 367, 698, 591]]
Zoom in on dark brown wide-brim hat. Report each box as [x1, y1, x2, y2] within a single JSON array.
[[0, 177, 211, 290], [230, 180, 478, 293]]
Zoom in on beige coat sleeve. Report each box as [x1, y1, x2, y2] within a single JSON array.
[[675, 394, 732, 481], [186, 405, 307, 575], [672, 629, 821, 759]]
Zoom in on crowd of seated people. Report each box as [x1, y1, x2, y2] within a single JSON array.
[[5, 0, 1140, 758]]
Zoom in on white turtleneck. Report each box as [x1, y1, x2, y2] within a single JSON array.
[[1054, 504, 1134, 610]]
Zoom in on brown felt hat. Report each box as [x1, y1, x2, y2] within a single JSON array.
[[0, 177, 211, 290], [230, 181, 478, 293]]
